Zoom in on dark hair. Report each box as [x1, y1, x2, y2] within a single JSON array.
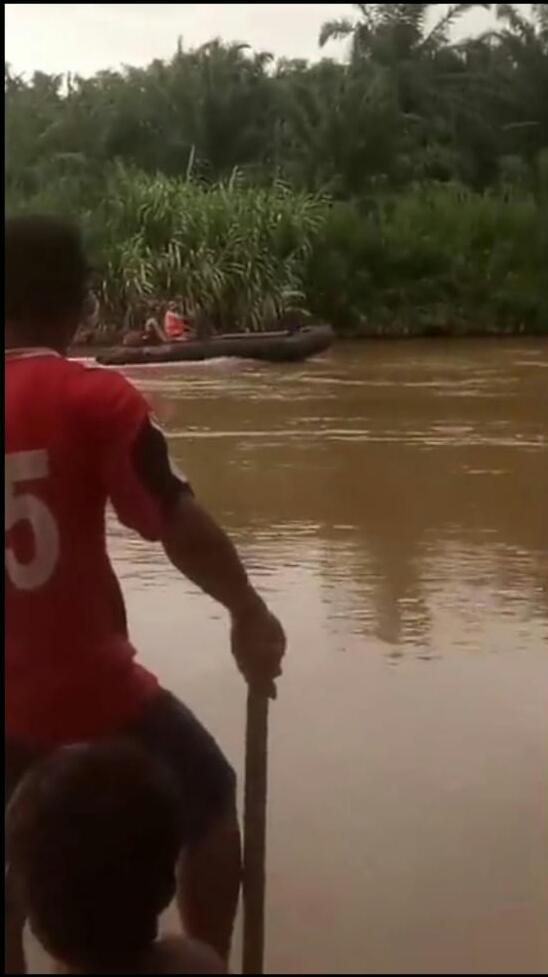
[[6, 741, 184, 971], [5, 214, 90, 341]]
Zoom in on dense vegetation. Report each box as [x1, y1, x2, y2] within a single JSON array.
[[5, 3, 548, 336]]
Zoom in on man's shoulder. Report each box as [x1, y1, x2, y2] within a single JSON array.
[[63, 360, 151, 444], [64, 357, 135, 389], [6, 351, 134, 396], [63, 358, 145, 411], [6, 351, 149, 443]]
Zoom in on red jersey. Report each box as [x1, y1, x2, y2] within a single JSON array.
[[4, 349, 172, 747]]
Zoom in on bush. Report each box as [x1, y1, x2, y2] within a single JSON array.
[[305, 184, 548, 335]]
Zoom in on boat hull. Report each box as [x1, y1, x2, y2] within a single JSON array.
[[96, 325, 334, 367]]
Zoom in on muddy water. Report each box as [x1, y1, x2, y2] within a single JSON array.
[[30, 340, 548, 974]]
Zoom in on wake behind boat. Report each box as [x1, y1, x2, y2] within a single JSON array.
[[96, 324, 334, 367]]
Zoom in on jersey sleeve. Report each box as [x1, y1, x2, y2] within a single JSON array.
[[71, 366, 190, 541]]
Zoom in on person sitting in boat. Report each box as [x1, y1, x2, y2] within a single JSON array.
[[122, 316, 165, 348], [6, 741, 226, 975], [164, 302, 194, 342], [143, 316, 165, 345]]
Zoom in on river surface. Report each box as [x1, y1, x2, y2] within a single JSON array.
[[30, 340, 548, 974]]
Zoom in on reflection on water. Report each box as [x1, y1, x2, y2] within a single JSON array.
[[110, 341, 546, 973]]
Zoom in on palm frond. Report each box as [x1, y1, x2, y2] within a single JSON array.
[[319, 19, 355, 48], [423, 3, 492, 50], [495, 3, 530, 34]]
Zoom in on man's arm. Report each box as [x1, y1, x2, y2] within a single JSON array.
[[162, 495, 285, 694], [162, 495, 254, 614], [101, 398, 285, 692]]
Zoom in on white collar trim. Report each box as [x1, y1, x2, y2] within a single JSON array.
[[5, 347, 61, 360]]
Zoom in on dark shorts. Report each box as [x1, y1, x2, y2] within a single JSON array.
[[5, 690, 236, 845]]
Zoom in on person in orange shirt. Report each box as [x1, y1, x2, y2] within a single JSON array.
[[163, 302, 193, 342]]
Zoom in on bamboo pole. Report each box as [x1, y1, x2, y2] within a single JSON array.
[[242, 689, 269, 975]]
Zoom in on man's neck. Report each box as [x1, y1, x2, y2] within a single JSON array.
[[5, 324, 69, 355]]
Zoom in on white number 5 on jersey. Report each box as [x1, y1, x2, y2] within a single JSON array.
[[5, 450, 60, 591]]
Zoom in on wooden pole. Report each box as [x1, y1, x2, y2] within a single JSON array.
[[242, 689, 269, 975]]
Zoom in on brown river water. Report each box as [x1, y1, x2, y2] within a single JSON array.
[[28, 340, 547, 974]]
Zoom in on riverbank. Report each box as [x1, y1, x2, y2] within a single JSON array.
[[338, 322, 548, 339]]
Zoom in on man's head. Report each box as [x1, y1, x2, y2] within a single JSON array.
[[6, 741, 184, 971], [5, 215, 91, 352]]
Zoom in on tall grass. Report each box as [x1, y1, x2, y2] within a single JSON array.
[[7, 166, 547, 336], [88, 165, 327, 332]]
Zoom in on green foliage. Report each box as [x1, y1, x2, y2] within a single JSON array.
[[307, 185, 548, 335], [5, 4, 548, 336]]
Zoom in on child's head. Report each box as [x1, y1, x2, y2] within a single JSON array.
[[6, 741, 185, 972], [5, 214, 91, 351]]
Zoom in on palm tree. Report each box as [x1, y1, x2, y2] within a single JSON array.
[[319, 4, 491, 62], [319, 4, 494, 185], [487, 4, 548, 162], [494, 3, 548, 50]]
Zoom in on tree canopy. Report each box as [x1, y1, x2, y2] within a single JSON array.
[[6, 4, 548, 198]]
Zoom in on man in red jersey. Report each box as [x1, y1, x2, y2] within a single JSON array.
[[4, 215, 285, 973]]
